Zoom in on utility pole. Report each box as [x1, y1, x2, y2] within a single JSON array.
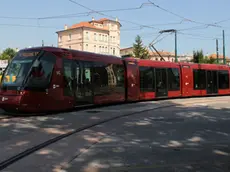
[[159, 29, 178, 62], [216, 39, 219, 64], [175, 31, 178, 62], [223, 30, 226, 64]]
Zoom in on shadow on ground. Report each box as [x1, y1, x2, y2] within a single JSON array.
[[1, 97, 230, 172]]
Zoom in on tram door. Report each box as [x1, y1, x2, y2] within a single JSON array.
[[155, 68, 168, 97], [73, 61, 94, 106], [206, 70, 218, 94]]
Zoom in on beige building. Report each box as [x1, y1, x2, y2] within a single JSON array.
[[208, 54, 230, 65], [56, 18, 121, 56], [120, 47, 193, 62]]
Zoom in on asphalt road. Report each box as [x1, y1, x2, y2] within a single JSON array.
[[1, 96, 230, 172]]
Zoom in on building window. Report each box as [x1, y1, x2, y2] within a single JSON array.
[[68, 34, 71, 41], [218, 70, 229, 89], [99, 46, 101, 53], [59, 36, 62, 42], [105, 47, 107, 53], [102, 46, 104, 53], [110, 36, 112, 42], [167, 68, 180, 91], [94, 33, 97, 41], [193, 69, 206, 90], [99, 34, 101, 41], [85, 44, 88, 50], [69, 46, 71, 49], [102, 35, 104, 42], [113, 48, 115, 55], [105, 35, 107, 42], [139, 67, 154, 92], [113, 36, 115, 42], [86, 32, 89, 40], [94, 45, 97, 52]]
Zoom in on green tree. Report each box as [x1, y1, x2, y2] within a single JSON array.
[[207, 57, 216, 64], [192, 50, 204, 63], [133, 35, 149, 59], [0, 48, 17, 61]]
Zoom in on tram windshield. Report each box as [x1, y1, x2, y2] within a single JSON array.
[[0, 50, 39, 89], [1, 50, 56, 90]]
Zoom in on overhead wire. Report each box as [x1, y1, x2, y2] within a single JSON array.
[[151, 32, 173, 45], [0, 0, 228, 34], [214, 18, 230, 24], [0, 23, 59, 29], [148, 0, 221, 28], [67, 0, 160, 30], [178, 32, 222, 40], [38, 2, 153, 20]]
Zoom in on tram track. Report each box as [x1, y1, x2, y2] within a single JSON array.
[[0, 97, 228, 171]]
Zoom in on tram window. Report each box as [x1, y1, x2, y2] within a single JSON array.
[[82, 62, 93, 97], [93, 62, 109, 95], [193, 69, 206, 90], [139, 66, 154, 92], [27, 52, 56, 89], [167, 68, 180, 91], [218, 70, 229, 89], [63, 59, 73, 96], [112, 64, 125, 87], [112, 64, 125, 93]]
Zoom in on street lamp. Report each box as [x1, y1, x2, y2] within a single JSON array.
[[159, 29, 178, 62]]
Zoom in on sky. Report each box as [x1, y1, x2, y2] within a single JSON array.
[[0, 0, 230, 56]]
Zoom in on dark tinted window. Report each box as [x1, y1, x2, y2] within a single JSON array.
[[139, 67, 154, 92], [93, 62, 109, 95], [81, 61, 93, 97], [63, 59, 73, 96], [26, 52, 56, 88], [112, 64, 125, 94], [93, 63, 125, 95], [193, 69, 206, 90], [218, 70, 229, 89], [168, 68, 180, 91]]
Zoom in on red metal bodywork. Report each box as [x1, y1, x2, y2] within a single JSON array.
[[180, 63, 230, 97], [0, 47, 126, 112], [0, 47, 66, 112], [136, 59, 181, 100], [1, 46, 230, 113], [123, 58, 139, 102], [69, 49, 125, 105]]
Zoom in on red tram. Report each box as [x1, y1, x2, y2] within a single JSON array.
[[0, 46, 229, 113]]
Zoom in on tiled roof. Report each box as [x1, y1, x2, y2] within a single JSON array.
[[91, 18, 121, 26], [209, 54, 229, 59], [97, 18, 110, 22], [70, 21, 108, 31], [120, 47, 133, 51], [149, 51, 174, 56]]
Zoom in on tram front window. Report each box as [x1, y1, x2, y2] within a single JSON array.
[[1, 50, 56, 90], [1, 50, 38, 88], [25, 52, 56, 89]]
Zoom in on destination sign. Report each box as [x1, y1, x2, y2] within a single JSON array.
[[19, 51, 40, 57]]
